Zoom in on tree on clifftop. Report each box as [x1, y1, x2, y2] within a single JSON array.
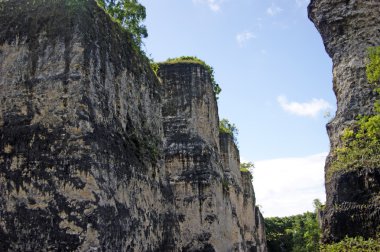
[[97, 0, 147, 46], [219, 118, 238, 144]]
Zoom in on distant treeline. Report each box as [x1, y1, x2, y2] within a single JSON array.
[[265, 211, 320, 252]]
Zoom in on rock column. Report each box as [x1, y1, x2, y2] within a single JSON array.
[[159, 63, 267, 251], [309, 0, 380, 243], [0, 1, 171, 250]]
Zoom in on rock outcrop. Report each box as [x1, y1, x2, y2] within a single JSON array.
[[0, 0, 266, 251], [308, 0, 380, 243], [0, 0, 173, 250], [159, 62, 266, 251]]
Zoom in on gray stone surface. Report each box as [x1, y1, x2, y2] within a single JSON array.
[[308, 0, 380, 243], [0, 0, 174, 250], [159, 63, 267, 251], [0, 0, 266, 251]]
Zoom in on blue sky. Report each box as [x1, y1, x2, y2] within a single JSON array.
[[140, 0, 334, 217]]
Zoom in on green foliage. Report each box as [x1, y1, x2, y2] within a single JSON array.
[[239, 167, 250, 173], [149, 60, 159, 76], [367, 46, 380, 85], [240, 162, 254, 170], [294, 212, 320, 252], [320, 236, 380, 252], [219, 118, 238, 136], [329, 113, 380, 178], [265, 215, 294, 251], [219, 118, 238, 145], [265, 201, 322, 252], [329, 46, 380, 180], [313, 199, 325, 211], [96, 0, 147, 46], [240, 162, 254, 174], [162, 56, 222, 98], [163, 56, 206, 65], [239, 168, 249, 172]]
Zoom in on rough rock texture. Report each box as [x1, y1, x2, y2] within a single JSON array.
[[0, 0, 266, 251], [0, 0, 174, 251], [159, 63, 267, 251], [220, 133, 266, 252], [308, 0, 380, 243]]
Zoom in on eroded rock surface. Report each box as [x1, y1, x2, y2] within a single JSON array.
[[159, 63, 267, 251], [0, 0, 266, 251], [0, 0, 173, 250], [308, 0, 380, 243]]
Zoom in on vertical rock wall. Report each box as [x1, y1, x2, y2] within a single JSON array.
[[159, 63, 267, 251], [160, 62, 224, 251], [308, 0, 380, 243], [219, 133, 267, 252], [0, 0, 266, 251], [0, 1, 173, 251]]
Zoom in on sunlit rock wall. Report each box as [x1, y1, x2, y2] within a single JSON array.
[[0, 1, 173, 250], [159, 63, 267, 251], [220, 132, 267, 252], [0, 0, 266, 251]]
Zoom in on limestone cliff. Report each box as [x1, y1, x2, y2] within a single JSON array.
[[159, 62, 266, 251], [0, 0, 266, 251], [0, 0, 174, 250], [308, 0, 380, 243]]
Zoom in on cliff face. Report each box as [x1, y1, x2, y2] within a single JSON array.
[[0, 0, 266, 251], [308, 0, 380, 243], [219, 133, 266, 252], [159, 63, 267, 251], [0, 1, 174, 251]]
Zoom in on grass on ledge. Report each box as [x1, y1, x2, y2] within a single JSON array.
[[240, 168, 250, 173], [158, 56, 222, 97]]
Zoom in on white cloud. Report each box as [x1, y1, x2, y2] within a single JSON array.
[[193, 0, 223, 12], [267, 3, 283, 16], [236, 31, 256, 47], [253, 153, 327, 217], [277, 95, 332, 118]]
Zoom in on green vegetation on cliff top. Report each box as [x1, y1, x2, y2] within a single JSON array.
[[160, 56, 222, 97], [240, 162, 254, 179], [219, 118, 238, 143], [329, 46, 380, 180], [162, 56, 209, 66], [96, 0, 147, 46], [219, 118, 238, 137], [218, 119, 255, 176], [240, 162, 254, 173]]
